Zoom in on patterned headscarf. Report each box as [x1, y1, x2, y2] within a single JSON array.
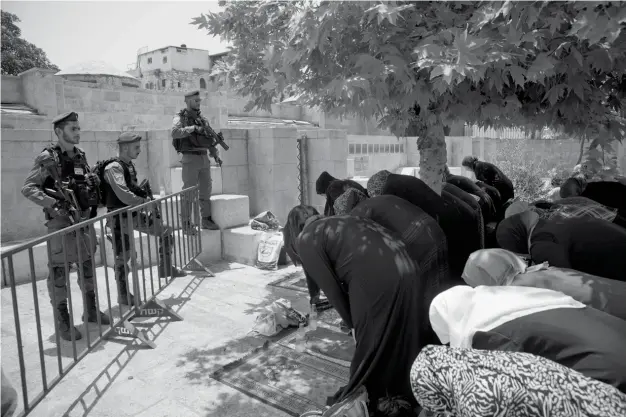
[[333, 188, 369, 215], [367, 170, 392, 197], [411, 345, 626, 417]]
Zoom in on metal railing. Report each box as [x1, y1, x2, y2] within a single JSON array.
[[0, 186, 209, 417]]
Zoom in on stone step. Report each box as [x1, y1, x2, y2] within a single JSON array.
[[170, 166, 223, 195], [222, 225, 288, 267], [211, 194, 250, 230]]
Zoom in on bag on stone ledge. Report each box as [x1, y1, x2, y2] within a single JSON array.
[[250, 210, 282, 231], [256, 231, 284, 271]]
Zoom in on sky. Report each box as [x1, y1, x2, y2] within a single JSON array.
[[2, 0, 230, 72]]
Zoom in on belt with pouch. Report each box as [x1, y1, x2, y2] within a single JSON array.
[[181, 150, 207, 156]]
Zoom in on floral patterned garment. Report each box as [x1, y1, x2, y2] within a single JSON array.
[[410, 345, 626, 417]]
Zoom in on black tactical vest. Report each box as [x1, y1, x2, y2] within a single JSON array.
[[43, 146, 94, 210], [102, 159, 147, 210]]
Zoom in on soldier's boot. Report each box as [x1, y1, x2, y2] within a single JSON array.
[[158, 248, 187, 279], [115, 266, 136, 306], [82, 291, 111, 325], [182, 221, 198, 235], [201, 217, 219, 230], [55, 302, 82, 342]]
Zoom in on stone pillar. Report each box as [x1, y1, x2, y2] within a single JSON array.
[[18, 68, 60, 117], [247, 127, 300, 224]]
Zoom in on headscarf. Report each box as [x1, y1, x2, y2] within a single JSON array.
[[429, 285, 585, 348], [504, 200, 529, 218], [462, 248, 530, 286], [283, 205, 320, 265], [560, 177, 585, 198], [464, 249, 626, 320], [495, 210, 539, 255], [411, 345, 626, 417], [461, 156, 478, 170], [367, 170, 391, 197], [333, 188, 368, 215], [315, 171, 337, 195]]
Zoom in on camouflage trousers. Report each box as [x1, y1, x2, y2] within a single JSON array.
[[45, 214, 97, 306]]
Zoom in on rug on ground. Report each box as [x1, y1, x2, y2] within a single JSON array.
[[267, 270, 309, 293], [211, 309, 355, 416]]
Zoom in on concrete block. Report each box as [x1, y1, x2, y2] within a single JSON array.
[[222, 226, 265, 266], [210, 194, 250, 229], [170, 166, 223, 195], [400, 167, 420, 178], [195, 229, 222, 264], [350, 176, 369, 189]]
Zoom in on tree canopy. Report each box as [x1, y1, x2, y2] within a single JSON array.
[[193, 1, 626, 192], [1, 10, 59, 76]]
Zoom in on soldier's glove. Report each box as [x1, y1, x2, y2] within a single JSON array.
[[85, 172, 100, 187]]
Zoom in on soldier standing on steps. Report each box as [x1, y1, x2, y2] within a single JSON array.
[[171, 90, 220, 232], [21, 111, 110, 342], [100, 132, 186, 307]]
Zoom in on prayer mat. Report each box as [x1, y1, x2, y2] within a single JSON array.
[[211, 341, 350, 416], [267, 270, 309, 293], [278, 325, 354, 367]]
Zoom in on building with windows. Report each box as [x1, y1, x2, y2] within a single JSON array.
[[127, 44, 227, 92]]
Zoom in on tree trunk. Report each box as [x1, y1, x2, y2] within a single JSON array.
[[576, 135, 585, 165], [417, 123, 447, 195]]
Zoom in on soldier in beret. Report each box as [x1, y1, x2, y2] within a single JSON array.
[[171, 90, 220, 232], [100, 132, 186, 306], [21, 111, 110, 342]]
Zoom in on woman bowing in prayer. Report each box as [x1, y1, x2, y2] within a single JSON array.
[[496, 210, 626, 281], [334, 191, 451, 302], [315, 171, 368, 216], [411, 345, 626, 417], [462, 248, 626, 320], [462, 156, 515, 204], [283, 205, 430, 411], [429, 285, 626, 393]]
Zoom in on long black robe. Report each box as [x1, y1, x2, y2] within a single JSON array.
[[472, 307, 626, 393], [581, 181, 626, 210], [446, 175, 496, 222], [297, 216, 426, 406], [443, 183, 484, 249], [380, 174, 471, 278], [473, 161, 515, 203], [530, 217, 626, 281], [350, 195, 450, 303]]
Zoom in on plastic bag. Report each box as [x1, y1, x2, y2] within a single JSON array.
[[256, 232, 284, 271], [250, 210, 281, 231], [252, 298, 307, 337]]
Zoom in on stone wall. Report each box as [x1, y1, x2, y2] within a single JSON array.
[[302, 129, 349, 215], [347, 135, 408, 177], [0, 68, 227, 132], [1, 75, 23, 104]]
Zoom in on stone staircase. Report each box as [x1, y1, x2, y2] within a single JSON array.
[[1, 167, 280, 286]]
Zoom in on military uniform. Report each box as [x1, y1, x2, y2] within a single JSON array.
[[21, 112, 110, 341], [102, 132, 186, 305], [171, 90, 220, 231]]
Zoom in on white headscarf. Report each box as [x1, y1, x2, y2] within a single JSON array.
[[429, 285, 585, 348]]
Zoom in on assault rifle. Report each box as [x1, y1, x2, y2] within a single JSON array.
[[43, 185, 82, 225], [138, 179, 161, 220], [194, 116, 229, 167]]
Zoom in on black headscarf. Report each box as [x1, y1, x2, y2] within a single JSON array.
[[495, 211, 538, 255], [283, 205, 320, 265], [560, 177, 585, 198], [316, 171, 337, 195]]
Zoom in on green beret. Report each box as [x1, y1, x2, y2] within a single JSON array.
[[117, 132, 142, 144], [184, 90, 200, 98], [52, 111, 78, 125]]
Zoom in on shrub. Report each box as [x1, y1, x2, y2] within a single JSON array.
[[490, 139, 553, 202]]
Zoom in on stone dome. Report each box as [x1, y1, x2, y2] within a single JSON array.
[[56, 60, 141, 88]]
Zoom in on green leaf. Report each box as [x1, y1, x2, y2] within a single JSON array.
[[569, 46, 583, 68], [526, 53, 555, 82], [508, 66, 526, 88], [587, 49, 613, 73], [543, 84, 567, 106]]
